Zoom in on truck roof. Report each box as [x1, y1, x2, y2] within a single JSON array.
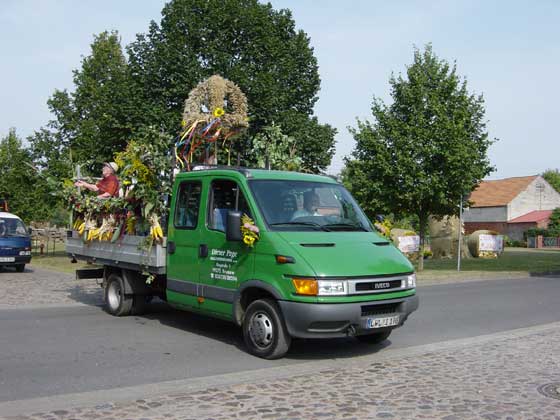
[[0, 212, 22, 220], [178, 167, 338, 184]]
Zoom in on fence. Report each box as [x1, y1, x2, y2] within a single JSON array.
[[527, 236, 560, 249], [30, 228, 67, 256]]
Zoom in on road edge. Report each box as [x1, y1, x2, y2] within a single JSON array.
[[1, 321, 559, 417]]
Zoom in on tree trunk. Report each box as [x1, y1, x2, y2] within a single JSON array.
[[417, 213, 427, 271]]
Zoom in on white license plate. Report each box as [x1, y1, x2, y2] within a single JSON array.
[[0, 257, 15, 262], [366, 315, 400, 329]]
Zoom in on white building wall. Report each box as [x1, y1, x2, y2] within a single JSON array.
[[508, 176, 560, 220], [463, 206, 508, 222]]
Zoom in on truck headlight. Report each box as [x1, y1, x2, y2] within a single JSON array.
[[406, 273, 416, 288], [317, 280, 347, 296]]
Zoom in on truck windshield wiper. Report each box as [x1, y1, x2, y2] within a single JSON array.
[[323, 223, 369, 232], [269, 222, 331, 231]]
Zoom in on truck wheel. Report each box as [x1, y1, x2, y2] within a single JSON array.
[[356, 330, 391, 344], [243, 299, 291, 360], [15, 264, 25, 273], [131, 295, 152, 315], [105, 274, 133, 316]]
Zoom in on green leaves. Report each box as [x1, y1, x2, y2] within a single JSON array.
[[344, 45, 495, 268]]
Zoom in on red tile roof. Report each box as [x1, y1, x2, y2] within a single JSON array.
[[509, 210, 553, 224], [469, 176, 537, 207]]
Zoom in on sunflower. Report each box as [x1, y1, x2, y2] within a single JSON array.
[[213, 107, 225, 118]]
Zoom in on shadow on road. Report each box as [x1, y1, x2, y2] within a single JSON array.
[[136, 302, 390, 360]]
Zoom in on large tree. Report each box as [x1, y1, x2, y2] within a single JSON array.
[[127, 0, 335, 171], [344, 45, 495, 270], [32, 31, 135, 167]]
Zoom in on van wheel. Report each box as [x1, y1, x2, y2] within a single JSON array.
[[105, 274, 133, 316], [243, 299, 291, 360], [356, 330, 391, 344], [15, 264, 25, 273], [132, 295, 152, 315]]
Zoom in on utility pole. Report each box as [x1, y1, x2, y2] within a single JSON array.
[[457, 195, 463, 272]]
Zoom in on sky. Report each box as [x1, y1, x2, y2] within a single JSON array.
[[1, 0, 559, 179]]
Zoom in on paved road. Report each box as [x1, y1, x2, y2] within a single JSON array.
[[1, 276, 559, 403]]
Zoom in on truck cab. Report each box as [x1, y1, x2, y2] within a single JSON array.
[[0, 212, 32, 272], [164, 168, 418, 358]]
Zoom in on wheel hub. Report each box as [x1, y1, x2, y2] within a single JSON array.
[[107, 281, 121, 309], [248, 312, 273, 349]]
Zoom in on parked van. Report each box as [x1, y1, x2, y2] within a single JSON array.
[[67, 168, 418, 359], [0, 212, 32, 272]]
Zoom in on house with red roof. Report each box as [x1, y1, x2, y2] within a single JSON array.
[[463, 175, 560, 240]]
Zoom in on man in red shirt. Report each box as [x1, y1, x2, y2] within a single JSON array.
[[74, 162, 120, 199]]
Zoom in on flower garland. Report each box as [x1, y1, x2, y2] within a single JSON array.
[[241, 214, 259, 247]]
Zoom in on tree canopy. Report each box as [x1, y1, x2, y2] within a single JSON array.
[[0, 130, 55, 223], [344, 45, 495, 269], [126, 0, 335, 171], [543, 169, 560, 193]]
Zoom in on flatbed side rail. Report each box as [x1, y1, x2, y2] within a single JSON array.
[[65, 231, 167, 275]]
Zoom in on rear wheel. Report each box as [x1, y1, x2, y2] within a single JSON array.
[[243, 299, 291, 360], [356, 330, 391, 344], [105, 273, 133, 316], [15, 264, 25, 273]]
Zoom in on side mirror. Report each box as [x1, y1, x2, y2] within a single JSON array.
[[226, 210, 242, 242], [375, 214, 385, 223], [28, 227, 33, 235]]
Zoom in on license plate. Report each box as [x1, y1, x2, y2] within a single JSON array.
[[366, 315, 399, 329], [0, 257, 15, 262]]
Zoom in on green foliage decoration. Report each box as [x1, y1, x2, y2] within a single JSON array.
[[250, 124, 302, 171]]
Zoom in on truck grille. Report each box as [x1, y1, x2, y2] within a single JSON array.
[[355, 280, 402, 292], [361, 303, 400, 317]]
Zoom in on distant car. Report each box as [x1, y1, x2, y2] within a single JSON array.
[[0, 212, 32, 272]]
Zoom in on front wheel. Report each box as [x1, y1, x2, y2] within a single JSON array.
[[243, 299, 291, 359], [356, 330, 391, 345], [15, 264, 25, 273], [105, 273, 133, 316]]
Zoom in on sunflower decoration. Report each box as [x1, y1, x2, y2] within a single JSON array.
[[175, 75, 249, 170], [240, 214, 260, 248]]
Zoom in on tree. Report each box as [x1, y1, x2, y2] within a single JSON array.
[[250, 124, 301, 171], [549, 207, 560, 232], [127, 0, 335, 171], [543, 169, 560, 193], [344, 45, 495, 270], [34, 31, 135, 167], [0, 129, 54, 223]]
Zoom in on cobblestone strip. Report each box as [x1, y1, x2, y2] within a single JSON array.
[[2, 325, 559, 420], [0, 267, 102, 307]]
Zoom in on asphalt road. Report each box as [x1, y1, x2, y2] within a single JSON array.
[[1, 276, 559, 403]]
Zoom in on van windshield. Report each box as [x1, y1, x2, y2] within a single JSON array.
[[0, 217, 28, 237], [249, 180, 373, 232]]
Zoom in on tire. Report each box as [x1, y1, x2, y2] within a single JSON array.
[[131, 295, 152, 315], [243, 299, 291, 360], [104, 273, 133, 316], [15, 264, 25, 273], [356, 330, 391, 344]]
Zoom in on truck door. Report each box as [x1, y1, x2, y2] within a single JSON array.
[[197, 178, 256, 317], [166, 180, 203, 309]]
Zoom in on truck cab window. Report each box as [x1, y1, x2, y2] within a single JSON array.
[[174, 182, 202, 229], [208, 180, 251, 232]]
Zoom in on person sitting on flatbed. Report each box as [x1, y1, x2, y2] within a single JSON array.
[[74, 162, 120, 199]]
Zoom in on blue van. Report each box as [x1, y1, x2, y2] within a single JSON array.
[[0, 212, 32, 272]]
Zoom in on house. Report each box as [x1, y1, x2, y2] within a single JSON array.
[[463, 175, 560, 240]]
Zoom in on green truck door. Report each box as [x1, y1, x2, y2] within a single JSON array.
[[166, 180, 204, 309], [196, 178, 256, 318]]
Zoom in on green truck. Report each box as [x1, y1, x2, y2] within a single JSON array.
[[67, 167, 418, 359]]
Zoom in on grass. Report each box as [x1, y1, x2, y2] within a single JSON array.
[[416, 247, 560, 284], [29, 242, 91, 274]]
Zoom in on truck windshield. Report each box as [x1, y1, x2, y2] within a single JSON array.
[[0, 218, 28, 237], [249, 180, 373, 232]]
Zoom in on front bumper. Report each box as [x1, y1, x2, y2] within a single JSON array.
[[278, 294, 419, 339], [0, 255, 31, 266]]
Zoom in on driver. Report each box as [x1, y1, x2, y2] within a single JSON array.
[[292, 191, 320, 219]]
